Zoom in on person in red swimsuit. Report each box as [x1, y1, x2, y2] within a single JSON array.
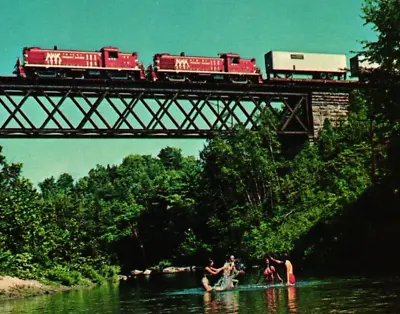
[[263, 257, 283, 284], [270, 253, 296, 286]]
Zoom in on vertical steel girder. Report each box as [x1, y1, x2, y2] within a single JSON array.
[[0, 79, 313, 138]]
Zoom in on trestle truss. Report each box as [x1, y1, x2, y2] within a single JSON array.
[[0, 77, 325, 138]]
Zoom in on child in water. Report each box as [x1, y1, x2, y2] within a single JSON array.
[[263, 257, 283, 284]]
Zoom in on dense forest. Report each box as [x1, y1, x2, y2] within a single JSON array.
[[1, 0, 400, 286]]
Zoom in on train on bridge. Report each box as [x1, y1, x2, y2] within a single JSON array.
[[13, 46, 377, 83]]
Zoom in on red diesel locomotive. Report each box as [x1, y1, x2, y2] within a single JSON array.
[[148, 52, 263, 83], [14, 46, 146, 80]]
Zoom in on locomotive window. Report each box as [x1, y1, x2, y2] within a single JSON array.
[[290, 54, 304, 60], [109, 51, 118, 59], [231, 57, 240, 64]]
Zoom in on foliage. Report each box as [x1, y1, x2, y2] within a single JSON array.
[[360, 0, 400, 184], [157, 260, 172, 269], [244, 110, 371, 259], [361, 0, 400, 71], [45, 265, 84, 286]]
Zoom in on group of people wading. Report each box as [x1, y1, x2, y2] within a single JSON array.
[[202, 253, 295, 292]]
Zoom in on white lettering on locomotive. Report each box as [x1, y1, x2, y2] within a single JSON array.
[[175, 58, 189, 69], [45, 52, 62, 65]]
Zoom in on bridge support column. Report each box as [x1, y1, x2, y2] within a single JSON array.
[[311, 92, 350, 139]]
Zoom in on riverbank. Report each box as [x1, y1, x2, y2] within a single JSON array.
[[0, 276, 71, 300]]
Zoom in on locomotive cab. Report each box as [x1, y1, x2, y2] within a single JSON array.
[[101, 47, 120, 66], [218, 53, 241, 72], [218, 53, 261, 83], [99, 47, 143, 79]]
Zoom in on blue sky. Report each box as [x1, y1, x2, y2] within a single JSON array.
[[0, 0, 375, 185]]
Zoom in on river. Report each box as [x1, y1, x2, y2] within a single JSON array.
[[1, 272, 400, 313]]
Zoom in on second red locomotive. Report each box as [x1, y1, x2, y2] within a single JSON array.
[[148, 52, 263, 83]]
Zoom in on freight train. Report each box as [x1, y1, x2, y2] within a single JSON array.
[[13, 45, 376, 83]]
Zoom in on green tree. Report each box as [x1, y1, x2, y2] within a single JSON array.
[[361, 0, 400, 183], [361, 0, 400, 70], [197, 119, 283, 257], [0, 147, 44, 277], [244, 98, 371, 259], [158, 147, 184, 171]]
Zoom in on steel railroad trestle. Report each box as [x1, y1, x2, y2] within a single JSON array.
[[0, 77, 361, 138]]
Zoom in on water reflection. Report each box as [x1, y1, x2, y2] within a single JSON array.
[[264, 287, 278, 313], [287, 286, 298, 313], [203, 292, 218, 312], [263, 286, 298, 313], [203, 290, 239, 313], [0, 284, 120, 314]]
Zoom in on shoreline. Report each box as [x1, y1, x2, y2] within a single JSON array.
[[0, 276, 76, 300]]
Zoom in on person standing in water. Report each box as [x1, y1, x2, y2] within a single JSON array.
[[263, 256, 283, 284], [270, 253, 296, 286], [222, 255, 245, 288], [202, 259, 224, 292]]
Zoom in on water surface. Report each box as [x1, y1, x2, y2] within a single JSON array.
[[1, 272, 399, 313]]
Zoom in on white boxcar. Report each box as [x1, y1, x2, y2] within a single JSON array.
[[350, 55, 380, 77], [265, 51, 348, 80]]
